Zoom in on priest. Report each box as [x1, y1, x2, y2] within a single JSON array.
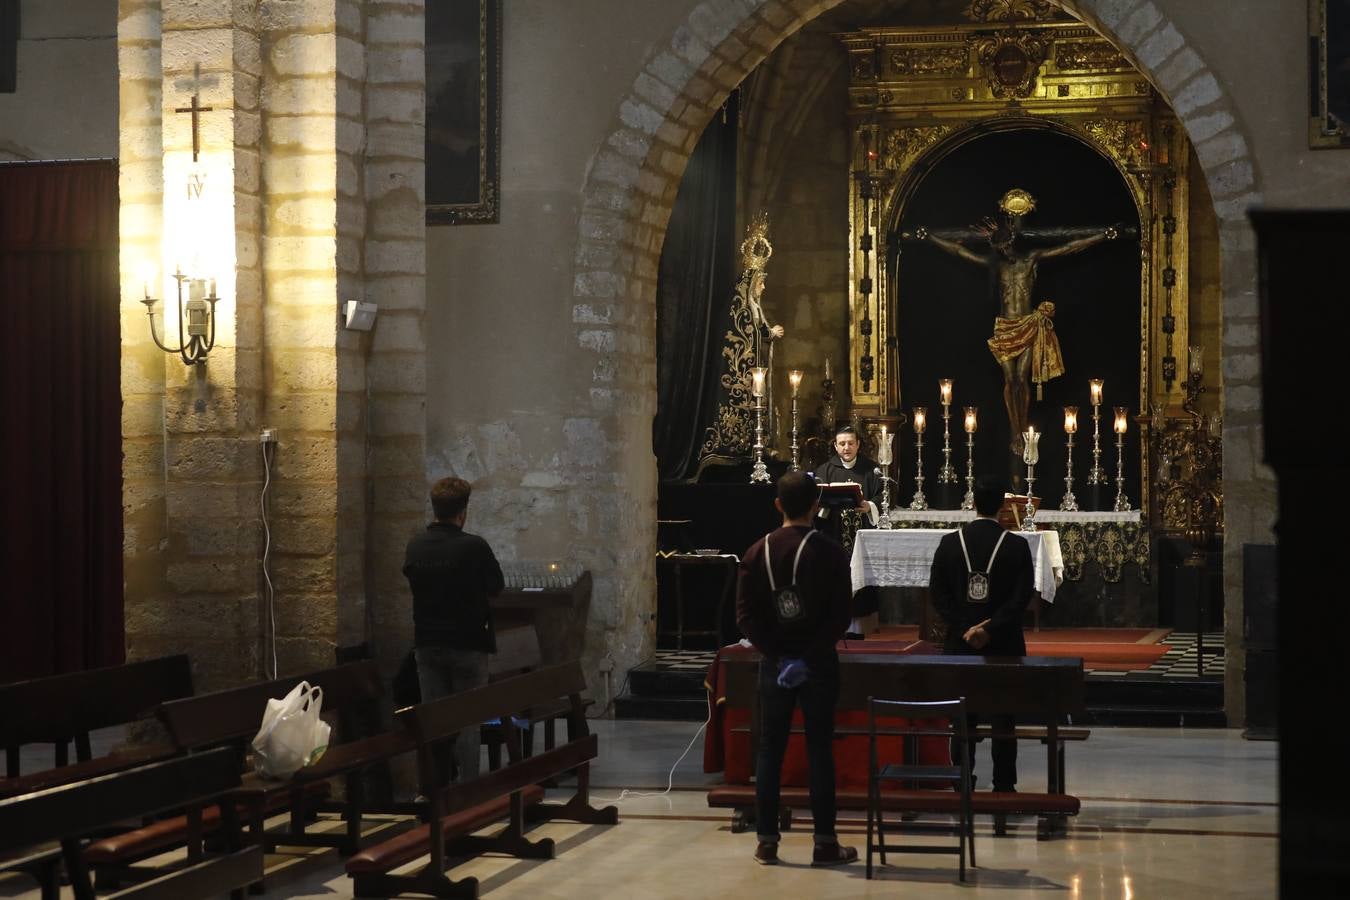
[[814, 425, 885, 639]]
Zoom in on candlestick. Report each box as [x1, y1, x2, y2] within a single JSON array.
[[938, 379, 956, 484], [961, 406, 977, 510], [824, 356, 831, 381], [1088, 379, 1106, 486], [1021, 426, 1040, 531], [787, 370, 803, 472], [876, 425, 894, 529], [1188, 345, 1203, 377], [1060, 406, 1079, 511], [750, 367, 769, 483], [909, 407, 928, 510], [1112, 406, 1131, 511]]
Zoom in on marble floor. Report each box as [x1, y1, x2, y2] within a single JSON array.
[[2, 721, 1277, 899]]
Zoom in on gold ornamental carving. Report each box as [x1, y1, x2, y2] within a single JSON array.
[[964, 0, 1055, 22], [1056, 39, 1129, 71], [890, 46, 968, 77], [880, 124, 956, 171], [1076, 117, 1150, 171], [971, 28, 1049, 99]]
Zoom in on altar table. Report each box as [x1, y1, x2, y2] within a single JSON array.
[[851, 528, 1064, 603]]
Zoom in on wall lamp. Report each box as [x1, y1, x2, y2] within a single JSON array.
[[142, 267, 218, 365]]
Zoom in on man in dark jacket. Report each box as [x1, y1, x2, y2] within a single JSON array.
[[404, 476, 505, 783], [736, 471, 857, 868], [928, 475, 1034, 792]]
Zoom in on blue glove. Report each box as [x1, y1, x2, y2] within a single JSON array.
[[776, 658, 809, 689]]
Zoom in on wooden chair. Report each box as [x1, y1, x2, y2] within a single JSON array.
[[0, 747, 261, 900], [866, 697, 974, 882]]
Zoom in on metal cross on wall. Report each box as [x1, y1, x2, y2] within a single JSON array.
[[172, 64, 216, 162]]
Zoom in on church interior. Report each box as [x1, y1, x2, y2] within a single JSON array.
[[0, 0, 1345, 896]]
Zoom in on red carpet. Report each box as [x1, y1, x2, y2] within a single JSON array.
[[871, 625, 1174, 671]]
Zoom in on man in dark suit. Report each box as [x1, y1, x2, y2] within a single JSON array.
[[928, 475, 1034, 792]]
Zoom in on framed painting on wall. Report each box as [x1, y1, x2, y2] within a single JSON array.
[[426, 0, 501, 224], [1311, 0, 1350, 148]]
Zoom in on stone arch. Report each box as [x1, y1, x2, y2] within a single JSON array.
[[575, 0, 1263, 720]]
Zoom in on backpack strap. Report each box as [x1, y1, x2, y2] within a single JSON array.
[[765, 530, 816, 592]]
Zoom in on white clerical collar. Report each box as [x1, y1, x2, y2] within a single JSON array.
[[839, 457, 856, 470]]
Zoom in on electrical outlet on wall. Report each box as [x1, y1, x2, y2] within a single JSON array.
[[260, 428, 278, 444]]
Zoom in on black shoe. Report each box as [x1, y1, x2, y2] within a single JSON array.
[[811, 842, 858, 867], [993, 784, 1016, 793], [844, 632, 865, 640], [754, 841, 779, 865]]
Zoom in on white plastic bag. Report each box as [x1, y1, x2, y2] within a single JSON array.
[[251, 681, 331, 779]]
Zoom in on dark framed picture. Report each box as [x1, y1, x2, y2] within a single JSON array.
[[1, 0, 19, 94], [1310, 0, 1350, 148], [426, 0, 501, 224]]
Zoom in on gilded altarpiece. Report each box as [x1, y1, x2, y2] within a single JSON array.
[[837, 18, 1210, 587]]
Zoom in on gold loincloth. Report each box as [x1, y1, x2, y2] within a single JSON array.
[[987, 301, 1065, 399]]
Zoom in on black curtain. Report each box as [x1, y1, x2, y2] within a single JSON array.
[[653, 92, 738, 482], [0, 160, 124, 682]]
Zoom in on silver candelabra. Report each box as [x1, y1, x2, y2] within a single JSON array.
[[938, 382, 957, 484], [1021, 427, 1040, 532], [961, 435, 975, 511], [1112, 407, 1131, 511], [877, 427, 895, 528], [910, 408, 929, 510], [750, 368, 770, 483], [1060, 407, 1080, 511], [1088, 380, 1106, 485], [788, 397, 800, 472]]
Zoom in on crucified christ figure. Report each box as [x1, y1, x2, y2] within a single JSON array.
[[903, 188, 1134, 454]]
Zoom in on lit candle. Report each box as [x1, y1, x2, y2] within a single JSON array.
[[964, 407, 977, 433], [824, 356, 831, 381], [880, 424, 888, 439], [751, 367, 766, 398], [1113, 407, 1129, 435], [789, 369, 803, 397], [1090, 379, 1104, 406], [1064, 406, 1078, 434], [1188, 345, 1203, 377], [912, 407, 927, 434], [939, 379, 953, 405]]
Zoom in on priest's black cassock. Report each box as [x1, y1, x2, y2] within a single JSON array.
[[814, 453, 885, 625], [814, 454, 885, 507]]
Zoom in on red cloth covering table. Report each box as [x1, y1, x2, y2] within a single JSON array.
[[702, 639, 949, 789]]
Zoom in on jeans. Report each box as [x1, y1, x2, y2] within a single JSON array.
[[951, 712, 1018, 791], [414, 646, 490, 785], [754, 654, 840, 841]]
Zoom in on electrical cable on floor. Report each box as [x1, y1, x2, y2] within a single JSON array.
[[586, 662, 642, 720], [260, 440, 277, 679], [593, 709, 710, 805]]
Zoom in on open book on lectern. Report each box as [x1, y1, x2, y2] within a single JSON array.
[[817, 481, 864, 510]]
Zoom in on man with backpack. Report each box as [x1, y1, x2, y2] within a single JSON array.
[[735, 471, 857, 867]]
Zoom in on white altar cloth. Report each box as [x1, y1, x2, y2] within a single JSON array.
[[886, 508, 1140, 525], [850, 528, 1064, 603]]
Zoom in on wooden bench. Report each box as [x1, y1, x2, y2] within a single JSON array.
[[0, 747, 262, 900], [81, 659, 414, 888], [708, 653, 1087, 840], [346, 660, 618, 899], [0, 654, 192, 781]]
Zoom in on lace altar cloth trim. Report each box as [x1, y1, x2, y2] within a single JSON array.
[[850, 528, 1063, 603]]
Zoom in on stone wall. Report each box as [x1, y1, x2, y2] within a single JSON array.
[[0, 0, 116, 160], [118, 0, 425, 690], [738, 22, 852, 449]]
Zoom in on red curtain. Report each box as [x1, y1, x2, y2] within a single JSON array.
[[0, 160, 124, 682]]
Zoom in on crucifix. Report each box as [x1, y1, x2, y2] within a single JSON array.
[[902, 188, 1137, 455], [173, 64, 216, 162]]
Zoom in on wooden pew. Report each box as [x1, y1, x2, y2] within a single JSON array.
[[0, 654, 192, 782], [0, 747, 262, 900], [345, 660, 618, 899], [81, 660, 415, 887], [707, 653, 1087, 840]]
